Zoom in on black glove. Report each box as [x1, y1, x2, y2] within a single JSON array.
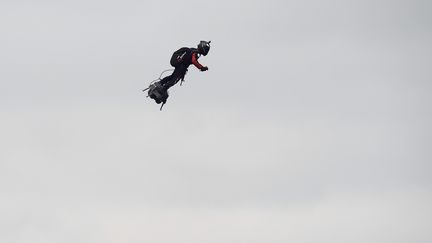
[[200, 66, 208, 71]]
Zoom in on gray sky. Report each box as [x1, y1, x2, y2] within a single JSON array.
[[1, 0, 432, 242]]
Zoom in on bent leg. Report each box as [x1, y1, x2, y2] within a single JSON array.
[[159, 74, 173, 88], [148, 65, 187, 105], [163, 65, 188, 88]]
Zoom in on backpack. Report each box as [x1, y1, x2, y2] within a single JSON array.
[[170, 47, 191, 67]]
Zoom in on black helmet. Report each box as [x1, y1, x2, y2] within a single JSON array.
[[197, 40, 211, 56]]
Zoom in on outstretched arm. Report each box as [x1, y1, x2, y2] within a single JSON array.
[[192, 53, 208, 71]]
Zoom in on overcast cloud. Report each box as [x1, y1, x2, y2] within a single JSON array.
[[1, 0, 432, 243]]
